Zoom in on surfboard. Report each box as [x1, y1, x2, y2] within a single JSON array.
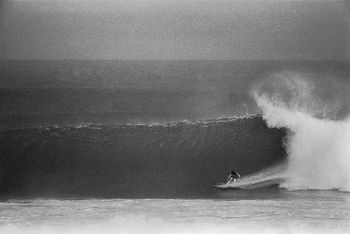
[[215, 177, 283, 190], [215, 182, 242, 189]]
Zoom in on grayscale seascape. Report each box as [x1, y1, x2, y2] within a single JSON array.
[[0, 1, 349, 234]]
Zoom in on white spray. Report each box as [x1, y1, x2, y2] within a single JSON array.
[[252, 72, 350, 191]]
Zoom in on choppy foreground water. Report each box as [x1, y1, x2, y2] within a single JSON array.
[[0, 190, 349, 234]]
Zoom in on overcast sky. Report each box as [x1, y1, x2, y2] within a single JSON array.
[[0, 0, 349, 60]]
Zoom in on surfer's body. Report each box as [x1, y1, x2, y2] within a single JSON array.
[[227, 170, 240, 184]]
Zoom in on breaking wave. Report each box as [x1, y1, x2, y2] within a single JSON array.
[[1, 71, 349, 196], [252, 72, 350, 191]]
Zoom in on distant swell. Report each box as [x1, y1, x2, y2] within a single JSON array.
[[0, 115, 286, 198]]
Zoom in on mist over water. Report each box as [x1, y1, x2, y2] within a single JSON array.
[[253, 72, 350, 191]]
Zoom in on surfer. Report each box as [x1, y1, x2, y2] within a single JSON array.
[[227, 170, 240, 184]]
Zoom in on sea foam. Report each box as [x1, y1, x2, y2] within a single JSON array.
[[0, 213, 347, 234]]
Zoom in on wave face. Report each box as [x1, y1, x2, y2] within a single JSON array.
[[253, 71, 350, 191], [0, 115, 286, 198]]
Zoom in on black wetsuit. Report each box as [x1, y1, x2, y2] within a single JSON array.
[[230, 170, 240, 179], [226, 170, 240, 183]]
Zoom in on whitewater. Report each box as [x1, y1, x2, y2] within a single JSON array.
[[0, 195, 349, 234], [253, 73, 350, 191]]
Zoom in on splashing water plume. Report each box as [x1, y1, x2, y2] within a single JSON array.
[[252, 72, 350, 191]]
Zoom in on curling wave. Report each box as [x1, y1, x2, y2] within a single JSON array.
[[0, 115, 286, 198]]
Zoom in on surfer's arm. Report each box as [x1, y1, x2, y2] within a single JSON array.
[[237, 173, 240, 178]]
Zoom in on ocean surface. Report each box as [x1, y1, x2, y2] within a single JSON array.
[[0, 192, 349, 234], [0, 60, 349, 233]]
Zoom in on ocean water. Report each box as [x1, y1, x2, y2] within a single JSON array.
[[1, 60, 350, 233], [0, 191, 349, 234]]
